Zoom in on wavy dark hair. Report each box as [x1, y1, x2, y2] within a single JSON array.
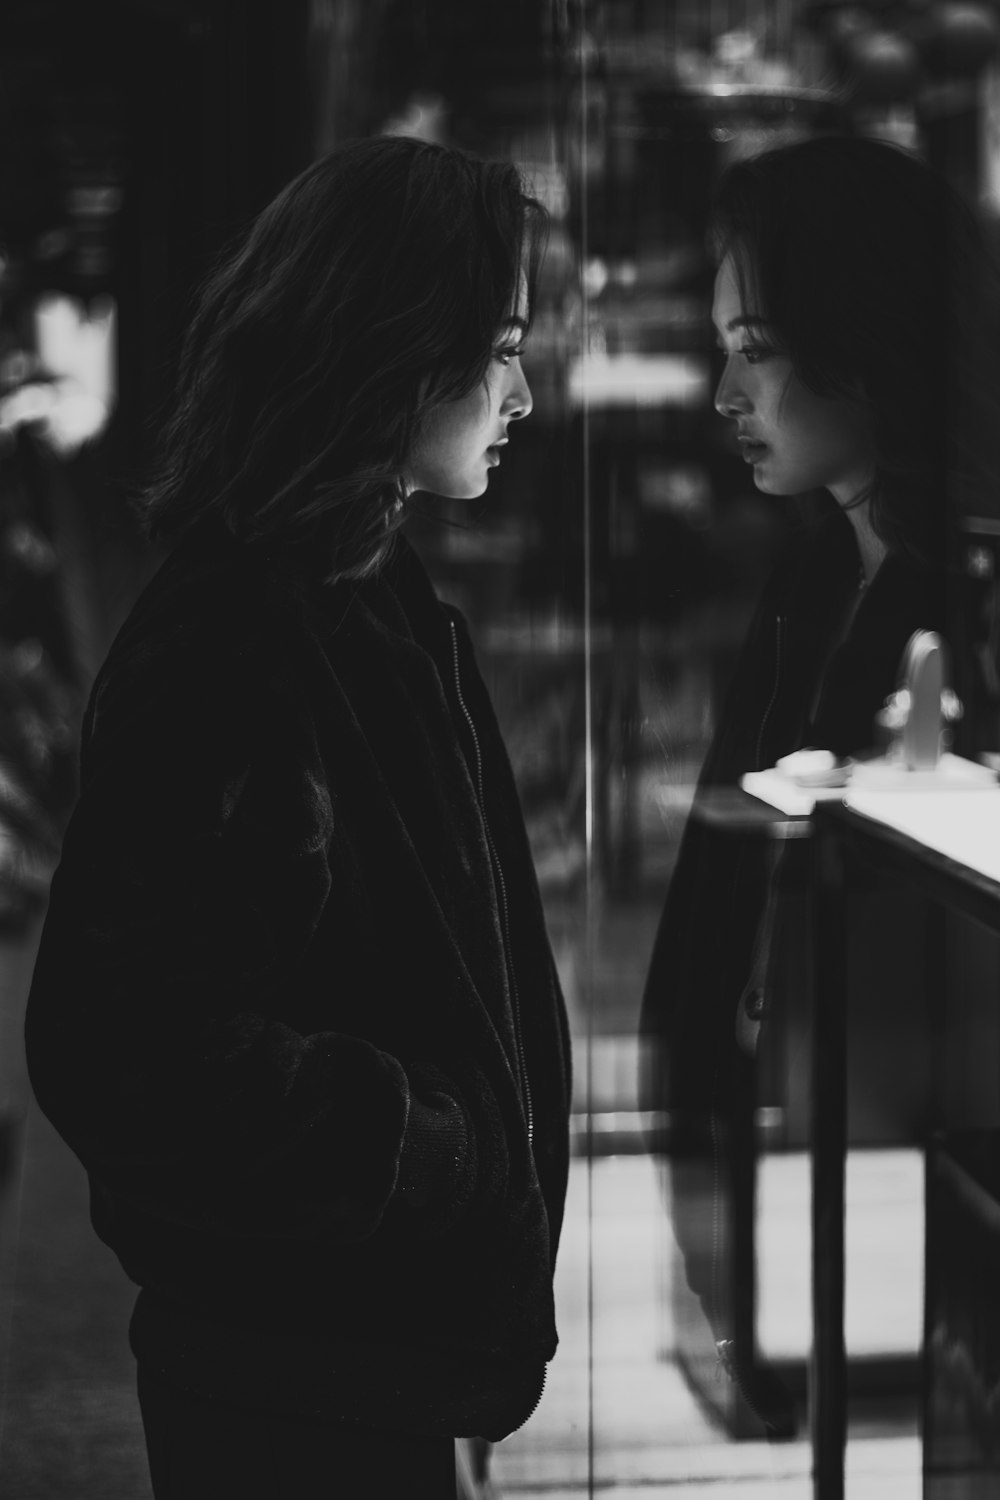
[[138, 135, 547, 580], [711, 135, 1000, 564]]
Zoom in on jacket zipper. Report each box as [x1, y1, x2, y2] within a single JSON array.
[[449, 618, 534, 1146], [711, 617, 786, 1331], [754, 614, 784, 771], [708, 1070, 728, 1383], [710, 611, 786, 1427], [708, 1071, 771, 1429]]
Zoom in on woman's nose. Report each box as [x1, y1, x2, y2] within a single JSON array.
[[505, 362, 533, 421], [714, 356, 750, 419]]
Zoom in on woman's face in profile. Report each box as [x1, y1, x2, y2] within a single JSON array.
[[712, 251, 874, 507], [404, 281, 533, 500]]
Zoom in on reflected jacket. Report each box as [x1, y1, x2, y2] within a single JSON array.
[[641, 507, 943, 1162], [24, 521, 572, 1440]]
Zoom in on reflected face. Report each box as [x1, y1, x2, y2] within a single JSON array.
[[711, 252, 874, 506], [404, 280, 533, 499]]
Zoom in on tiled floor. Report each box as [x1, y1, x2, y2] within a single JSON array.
[[491, 1152, 922, 1498]]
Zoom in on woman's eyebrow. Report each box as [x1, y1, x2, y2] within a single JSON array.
[[726, 314, 770, 332], [501, 316, 529, 336]]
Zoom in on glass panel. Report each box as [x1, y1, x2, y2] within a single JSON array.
[[563, 5, 995, 1499]]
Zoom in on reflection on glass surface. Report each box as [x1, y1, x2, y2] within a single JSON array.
[[387, 4, 984, 1495], [461, 6, 1000, 1499]]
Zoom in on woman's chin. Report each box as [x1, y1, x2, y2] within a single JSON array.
[[752, 470, 796, 497]]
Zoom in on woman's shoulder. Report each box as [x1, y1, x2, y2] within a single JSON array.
[[94, 523, 447, 717], [90, 529, 323, 729]]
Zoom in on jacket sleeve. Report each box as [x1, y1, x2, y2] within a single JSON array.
[[24, 639, 474, 1244]]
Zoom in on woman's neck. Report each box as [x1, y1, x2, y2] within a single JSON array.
[[834, 490, 888, 589]]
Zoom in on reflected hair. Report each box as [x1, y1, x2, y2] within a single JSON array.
[[138, 135, 547, 581], [711, 135, 1000, 563]]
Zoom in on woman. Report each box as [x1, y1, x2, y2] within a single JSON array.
[[641, 135, 998, 1438], [24, 135, 571, 1499]]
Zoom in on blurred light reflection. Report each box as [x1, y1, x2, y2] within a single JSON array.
[[568, 350, 710, 408]]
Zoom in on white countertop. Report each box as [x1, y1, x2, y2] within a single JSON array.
[[844, 787, 1000, 883], [741, 754, 1000, 882]]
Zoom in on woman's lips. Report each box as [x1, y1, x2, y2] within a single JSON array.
[[739, 438, 767, 463]]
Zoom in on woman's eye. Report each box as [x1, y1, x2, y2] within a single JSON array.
[[493, 345, 526, 367], [715, 345, 770, 367]]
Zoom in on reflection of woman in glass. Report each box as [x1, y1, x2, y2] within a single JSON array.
[[24, 136, 571, 1499], [641, 135, 997, 1438]]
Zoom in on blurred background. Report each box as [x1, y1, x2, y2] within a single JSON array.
[[3, 1, 1000, 1495]]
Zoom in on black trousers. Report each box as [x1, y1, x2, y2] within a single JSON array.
[[137, 1367, 458, 1499]]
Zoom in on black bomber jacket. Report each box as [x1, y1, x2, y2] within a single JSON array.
[[24, 521, 572, 1441], [641, 508, 945, 1126]]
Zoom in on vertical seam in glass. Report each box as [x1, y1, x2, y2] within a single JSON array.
[[579, 9, 595, 1497]]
